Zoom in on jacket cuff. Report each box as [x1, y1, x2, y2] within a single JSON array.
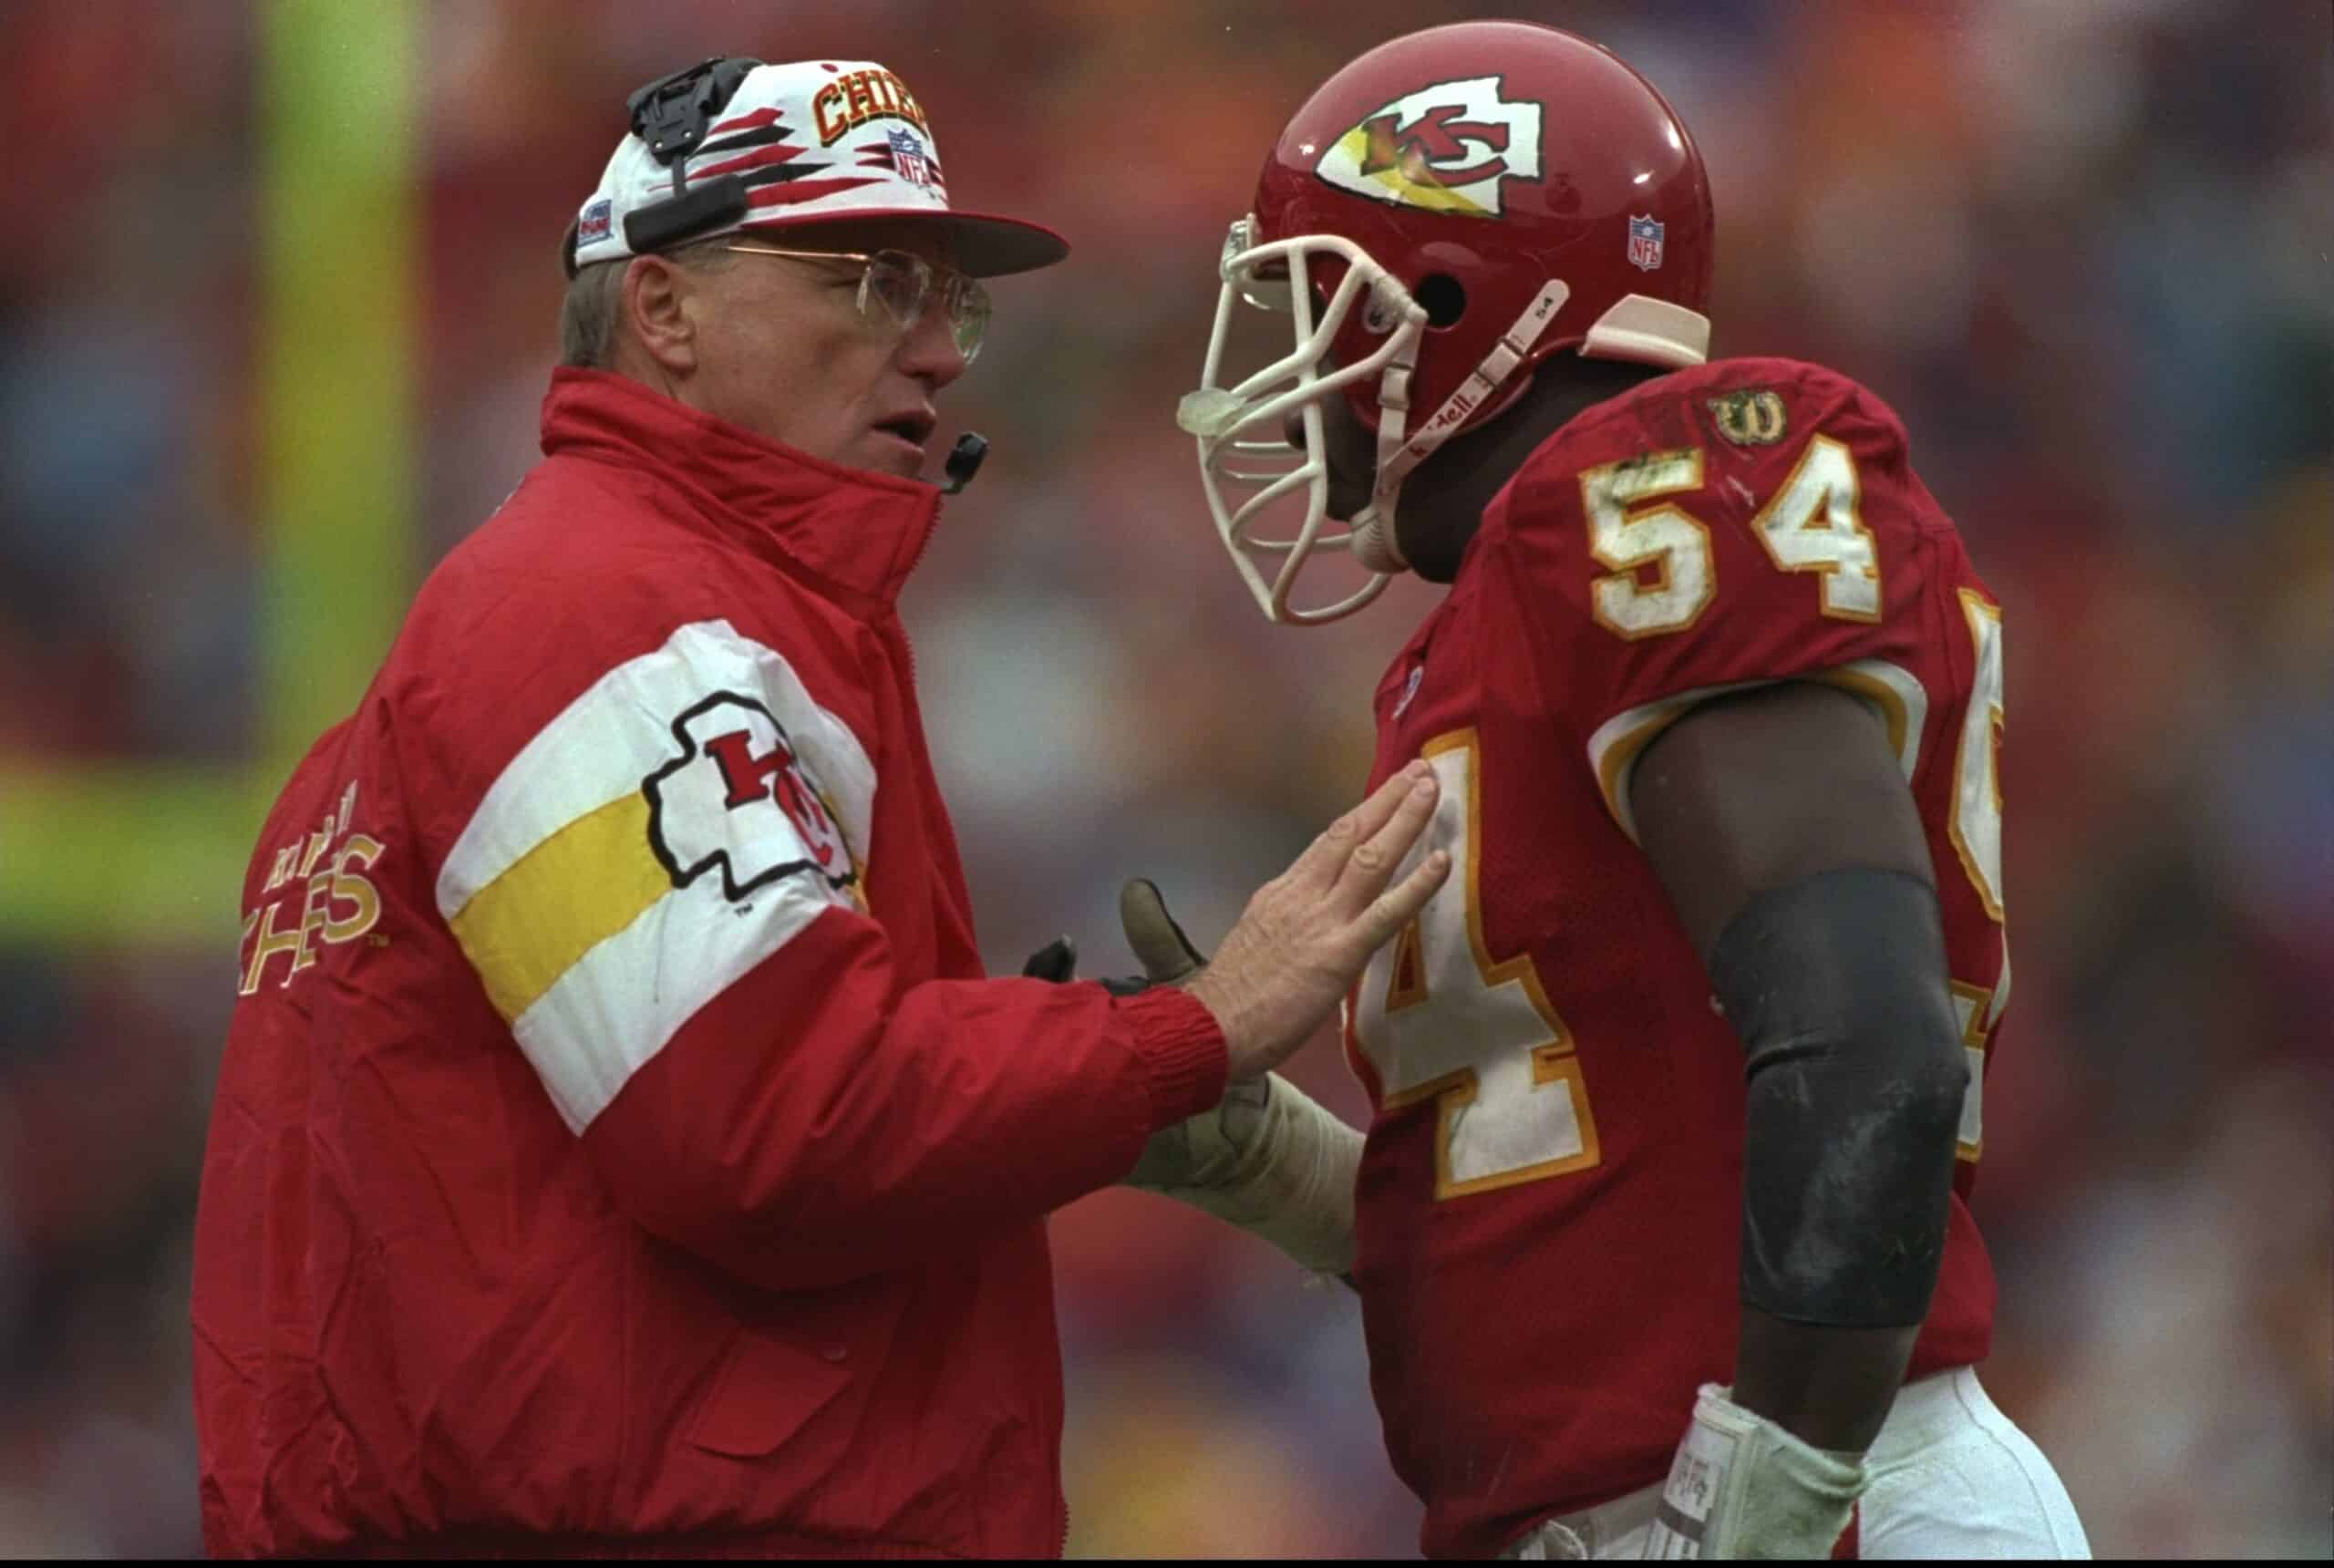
[[1112, 985, 1230, 1130]]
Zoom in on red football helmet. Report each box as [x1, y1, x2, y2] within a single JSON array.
[[1179, 21, 1714, 623]]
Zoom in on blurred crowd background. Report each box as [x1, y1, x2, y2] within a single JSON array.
[[0, 0, 2327, 1556]]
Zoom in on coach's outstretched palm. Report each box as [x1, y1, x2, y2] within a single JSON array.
[[1184, 762, 1449, 1082]]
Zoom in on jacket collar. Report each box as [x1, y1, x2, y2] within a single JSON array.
[[539, 367, 942, 610]]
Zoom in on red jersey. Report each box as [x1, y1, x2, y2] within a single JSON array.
[[1341, 359, 2008, 1558]]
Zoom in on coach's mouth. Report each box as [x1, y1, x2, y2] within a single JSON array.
[[872, 407, 937, 459]]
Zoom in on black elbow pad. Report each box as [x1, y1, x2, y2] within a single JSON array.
[[1705, 866, 1971, 1329]]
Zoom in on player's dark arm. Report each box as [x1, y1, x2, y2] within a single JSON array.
[[1630, 680, 1968, 1455]]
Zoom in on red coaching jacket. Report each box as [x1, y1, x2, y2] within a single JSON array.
[[191, 368, 1228, 1558]]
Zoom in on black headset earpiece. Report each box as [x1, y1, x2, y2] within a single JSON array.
[[609, 56, 765, 260], [626, 56, 764, 181]]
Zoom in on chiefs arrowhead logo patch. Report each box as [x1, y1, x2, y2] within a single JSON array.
[[1317, 76, 1542, 218], [643, 692, 858, 903]]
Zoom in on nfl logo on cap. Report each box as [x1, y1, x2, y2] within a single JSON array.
[[886, 127, 938, 192], [1627, 213, 1665, 271]]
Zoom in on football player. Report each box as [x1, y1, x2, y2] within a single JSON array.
[[1162, 20, 2091, 1561]]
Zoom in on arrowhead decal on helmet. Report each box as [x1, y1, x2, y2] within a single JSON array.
[[1315, 77, 1543, 218]]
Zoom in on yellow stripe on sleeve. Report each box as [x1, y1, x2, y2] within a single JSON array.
[[447, 791, 672, 1022]]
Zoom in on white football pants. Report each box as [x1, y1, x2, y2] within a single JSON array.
[[1502, 1367, 2091, 1559]]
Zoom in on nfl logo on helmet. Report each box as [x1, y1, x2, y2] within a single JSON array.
[[1627, 213, 1665, 271]]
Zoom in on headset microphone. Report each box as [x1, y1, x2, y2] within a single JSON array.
[[940, 432, 989, 495]]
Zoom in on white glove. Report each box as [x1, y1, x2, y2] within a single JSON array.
[[1643, 1385, 1865, 1560], [1115, 879, 1360, 1275], [1123, 1068, 1360, 1274]]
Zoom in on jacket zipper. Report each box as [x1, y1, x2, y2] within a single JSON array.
[[895, 486, 1068, 1559], [894, 491, 943, 689]]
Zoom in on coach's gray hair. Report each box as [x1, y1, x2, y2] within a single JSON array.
[[557, 239, 738, 370]]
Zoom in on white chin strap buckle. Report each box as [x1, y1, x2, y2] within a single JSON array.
[[1348, 504, 1407, 573]]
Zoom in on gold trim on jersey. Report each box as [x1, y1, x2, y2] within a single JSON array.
[[1369, 729, 1602, 1197], [1946, 589, 2008, 923], [1586, 660, 1927, 843], [1743, 433, 1885, 624], [1581, 449, 1717, 641]]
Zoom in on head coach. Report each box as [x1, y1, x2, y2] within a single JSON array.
[[190, 56, 1447, 1559]]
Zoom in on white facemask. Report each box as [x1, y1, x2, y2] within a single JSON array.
[[1179, 216, 1575, 625]]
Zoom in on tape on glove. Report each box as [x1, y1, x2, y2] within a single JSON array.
[[1023, 883, 1364, 1274], [1645, 1384, 1864, 1560], [1121, 1069, 1360, 1275]]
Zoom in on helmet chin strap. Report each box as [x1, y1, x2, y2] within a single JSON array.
[[1348, 280, 1571, 575]]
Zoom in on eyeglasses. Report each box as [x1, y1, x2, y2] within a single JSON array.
[[725, 242, 991, 364]]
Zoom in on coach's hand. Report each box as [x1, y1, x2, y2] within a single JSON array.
[[1187, 761, 1448, 1081]]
